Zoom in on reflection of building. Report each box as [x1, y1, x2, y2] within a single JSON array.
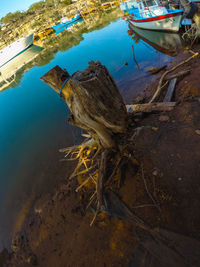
[[0, 45, 43, 92]]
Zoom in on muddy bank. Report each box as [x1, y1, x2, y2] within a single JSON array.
[[2, 47, 200, 267]]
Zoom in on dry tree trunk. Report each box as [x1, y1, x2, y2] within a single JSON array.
[[41, 61, 129, 221], [41, 62, 128, 149]]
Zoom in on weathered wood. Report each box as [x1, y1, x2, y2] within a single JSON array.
[[41, 62, 128, 149], [148, 65, 167, 75], [149, 52, 198, 103], [163, 78, 177, 102], [165, 69, 190, 80], [126, 102, 176, 113]]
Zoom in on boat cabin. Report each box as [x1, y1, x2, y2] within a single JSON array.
[[136, 0, 168, 17]]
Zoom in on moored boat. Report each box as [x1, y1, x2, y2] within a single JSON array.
[[0, 34, 33, 68], [127, 0, 184, 32]]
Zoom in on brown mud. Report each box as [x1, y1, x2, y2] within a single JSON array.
[[1, 47, 200, 267]]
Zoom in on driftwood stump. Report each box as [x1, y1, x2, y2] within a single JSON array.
[[41, 61, 129, 220], [41, 61, 128, 149]]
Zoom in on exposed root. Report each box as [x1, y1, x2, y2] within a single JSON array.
[[141, 165, 161, 212]]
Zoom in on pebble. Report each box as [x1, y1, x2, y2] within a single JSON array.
[[195, 129, 200, 135], [159, 115, 169, 122], [152, 169, 158, 176]]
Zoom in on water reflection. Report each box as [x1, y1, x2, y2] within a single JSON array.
[[55, 19, 84, 35], [0, 45, 43, 92], [129, 24, 183, 56]]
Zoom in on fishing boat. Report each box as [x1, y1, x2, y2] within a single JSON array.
[[52, 14, 81, 31], [0, 34, 33, 68], [127, 0, 184, 32]]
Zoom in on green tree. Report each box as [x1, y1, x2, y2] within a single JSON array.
[[29, 1, 45, 11], [0, 11, 22, 23], [61, 0, 72, 6]]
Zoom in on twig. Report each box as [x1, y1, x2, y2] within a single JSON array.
[[86, 192, 96, 210], [133, 204, 157, 209], [132, 44, 140, 69], [141, 165, 161, 212], [105, 157, 122, 186], [148, 65, 167, 75], [165, 69, 190, 81], [133, 204, 158, 209], [90, 209, 98, 227], [96, 150, 110, 211], [75, 176, 91, 192]]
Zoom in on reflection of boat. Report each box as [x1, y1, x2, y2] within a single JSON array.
[[128, 0, 183, 32], [0, 45, 43, 91], [0, 34, 33, 68], [52, 14, 81, 31], [120, 0, 138, 13], [60, 14, 81, 24], [34, 28, 55, 41], [55, 19, 83, 35], [129, 25, 183, 56]]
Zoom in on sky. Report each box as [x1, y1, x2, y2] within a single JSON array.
[[0, 0, 40, 19]]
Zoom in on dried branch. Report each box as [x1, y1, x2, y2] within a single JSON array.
[[149, 52, 199, 103]]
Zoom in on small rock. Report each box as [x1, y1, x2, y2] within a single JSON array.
[[124, 62, 128, 66], [159, 115, 169, 122], [152, 170, 158, 176], [195, 129, 200, 135], [134, 118, 140, 122]]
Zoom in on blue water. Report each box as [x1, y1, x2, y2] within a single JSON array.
[[0, 17, 173, 249]]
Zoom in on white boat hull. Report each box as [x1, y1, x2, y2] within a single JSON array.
[[0, 34, 33, 68], [129, 12, 183, 32]]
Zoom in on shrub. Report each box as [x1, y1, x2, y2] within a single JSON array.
[[61, 0, 72, 6], [29, 1, 45, 11], [0, 11, 22, 23]]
